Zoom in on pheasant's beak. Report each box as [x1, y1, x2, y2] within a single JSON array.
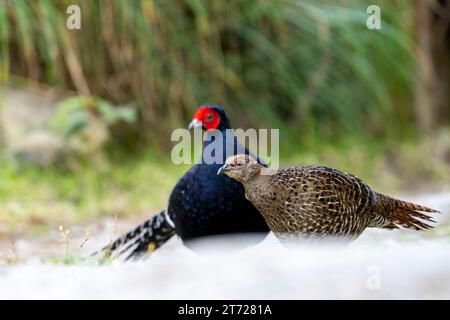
[[217, 164, 230, 176], [188, 118, 203, 130]]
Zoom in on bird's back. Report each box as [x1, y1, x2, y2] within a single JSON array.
[[246, 165, 375, 240]]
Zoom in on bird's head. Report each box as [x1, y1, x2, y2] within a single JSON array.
[[188, 104, 231, 132], [217, 154, 262, 183]]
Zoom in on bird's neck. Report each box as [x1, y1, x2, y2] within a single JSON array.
[[202, 129, 238, 164], [242, 175, 269, 198]]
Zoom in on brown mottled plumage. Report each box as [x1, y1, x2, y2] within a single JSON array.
[[217, 154, 440, 242]]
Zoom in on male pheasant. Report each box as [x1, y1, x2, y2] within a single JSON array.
[[97, 106, 268, 259], [218, 154, 440, 242]]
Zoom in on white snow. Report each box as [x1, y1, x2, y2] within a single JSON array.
[[1, 192, 449, 299]]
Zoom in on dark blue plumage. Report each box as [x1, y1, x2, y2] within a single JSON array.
[[97, 105, 268, 259], [168, 113, 269, 241]]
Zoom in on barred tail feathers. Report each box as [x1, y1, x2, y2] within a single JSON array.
[[93, 209, 176, 260], [373, 193, 440, 231]]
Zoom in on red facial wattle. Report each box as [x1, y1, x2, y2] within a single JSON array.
[[192, 107, 220, 130]]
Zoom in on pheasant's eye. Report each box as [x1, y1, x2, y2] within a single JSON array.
[[205, 113, 214, 122]]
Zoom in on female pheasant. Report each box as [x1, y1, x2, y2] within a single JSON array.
[[218, 154, 440, 242]]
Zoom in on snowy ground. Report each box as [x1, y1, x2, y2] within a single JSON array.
[[0, 192, 449, 299]]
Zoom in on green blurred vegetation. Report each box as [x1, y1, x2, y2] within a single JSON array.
[[50, 96, 136, 139], [0, 0, 449, 235], [1, 0, 425, 146], [0, 149, 187, 233]]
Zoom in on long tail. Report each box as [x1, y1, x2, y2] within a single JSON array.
[[92, 209, 176, 261], [373, 193, 440, 230]]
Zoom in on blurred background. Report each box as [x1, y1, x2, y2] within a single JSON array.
[[0, 0, 449, 265]]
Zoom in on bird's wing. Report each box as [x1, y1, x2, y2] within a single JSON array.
[[267, 166, 375, 232]]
